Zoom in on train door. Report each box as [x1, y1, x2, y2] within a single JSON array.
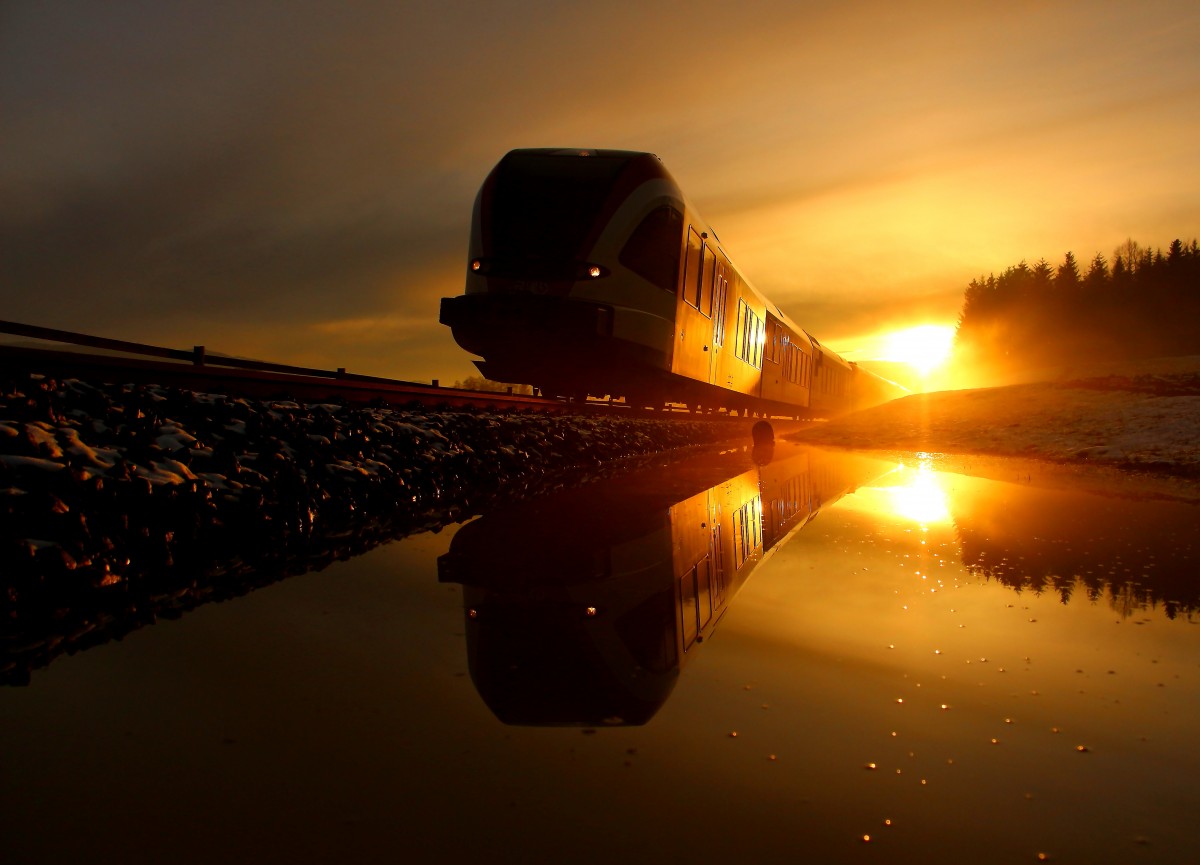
[[675, 226, 715, 382], [709, 255, 729, 386]]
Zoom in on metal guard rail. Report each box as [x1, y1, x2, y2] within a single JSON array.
[[0, 319, 432, 387]]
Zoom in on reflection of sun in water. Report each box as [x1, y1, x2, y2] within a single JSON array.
[[881, 325, 956, 376], [892, 463, 955, 523], [839, 458, 953, 528], [884, 459, 951, 526]]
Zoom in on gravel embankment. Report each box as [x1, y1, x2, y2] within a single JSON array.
[[0, 374, 748, 682]]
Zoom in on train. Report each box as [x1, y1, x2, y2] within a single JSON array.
[[440, 148, 905, 416]]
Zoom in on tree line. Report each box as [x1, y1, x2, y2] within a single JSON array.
[[954, 237, 1200, 373]]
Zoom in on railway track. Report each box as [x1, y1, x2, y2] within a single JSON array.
[[0, 319, 710, 416]]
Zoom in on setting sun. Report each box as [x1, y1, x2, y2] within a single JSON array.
[[880, 324, 956, 376]]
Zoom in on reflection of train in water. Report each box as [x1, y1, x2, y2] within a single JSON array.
[[440, 148, 905, 416], [437, 444, 890, 726]]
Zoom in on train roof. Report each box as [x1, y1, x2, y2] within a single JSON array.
[[503, 147, 657, 160]]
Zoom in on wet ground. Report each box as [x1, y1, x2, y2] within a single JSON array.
[[2, 442, 1198, 864]]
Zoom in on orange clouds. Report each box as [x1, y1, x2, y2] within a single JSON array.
[[2, 1, 1198, 380]]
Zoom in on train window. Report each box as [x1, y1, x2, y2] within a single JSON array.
[[784, 342, 809, 385], [735, 300, 746, 361], [681, 227, 703, 310], [619, 205, 684, 293], [713, 271, 729, 346], [815, 362, 847, 396], [700, 246, 715, 317], [491, 152, 629, 259], [765, 319, 783, 365], [734, 299, 765, 368]]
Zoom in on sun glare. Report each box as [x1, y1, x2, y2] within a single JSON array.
[[881, 325, 956, 376], [884, 461, 952, 526], [835, 459, 953, 527]]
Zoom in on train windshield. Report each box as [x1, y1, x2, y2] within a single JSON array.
[[489, 153, 630, 259]]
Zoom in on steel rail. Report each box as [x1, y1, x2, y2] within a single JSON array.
[[0, 319, 559, 410]]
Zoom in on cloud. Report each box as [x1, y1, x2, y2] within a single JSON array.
[[2, 0, 1199, 380]]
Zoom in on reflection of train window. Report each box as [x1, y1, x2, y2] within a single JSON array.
[[615, 586, 680, 675], [710, 523, 726, 609], [735, 300, 765, 368], [696, 559, 713, 630], [732, 496, 764, 570], [767, 475, 814, 545], [680, 562, 709, 650], [680, 567, 698, 649], [681, 552, 720, 652], [619, 205, 684, 292]]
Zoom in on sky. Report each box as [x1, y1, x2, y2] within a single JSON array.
[[3, 0, 1199, 386]]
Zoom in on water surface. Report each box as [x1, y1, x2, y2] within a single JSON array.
[[2, 443, 1197, 864]]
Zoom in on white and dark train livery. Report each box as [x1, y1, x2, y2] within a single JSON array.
[[440, 148, 904, 415]]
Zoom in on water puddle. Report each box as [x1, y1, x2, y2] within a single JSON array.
[[2, 443, 1197, 864]]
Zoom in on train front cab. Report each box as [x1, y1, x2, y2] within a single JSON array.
[[441, 149, 685, 399]]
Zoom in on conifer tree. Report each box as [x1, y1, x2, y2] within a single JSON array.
[[1084, 253, 1108, 287], [1055, 251, 1081, 288]]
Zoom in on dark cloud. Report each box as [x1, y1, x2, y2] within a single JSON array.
[[1, 2, 484, 351]]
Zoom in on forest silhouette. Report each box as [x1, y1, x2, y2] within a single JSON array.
[[954, 237, 1200, 380]]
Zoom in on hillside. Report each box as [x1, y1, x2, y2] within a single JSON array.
[[790, 358, 1200, 483]]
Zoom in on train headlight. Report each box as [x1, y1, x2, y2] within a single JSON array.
[[470, 259, 482, 272], [587, 266, 601, 278]]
